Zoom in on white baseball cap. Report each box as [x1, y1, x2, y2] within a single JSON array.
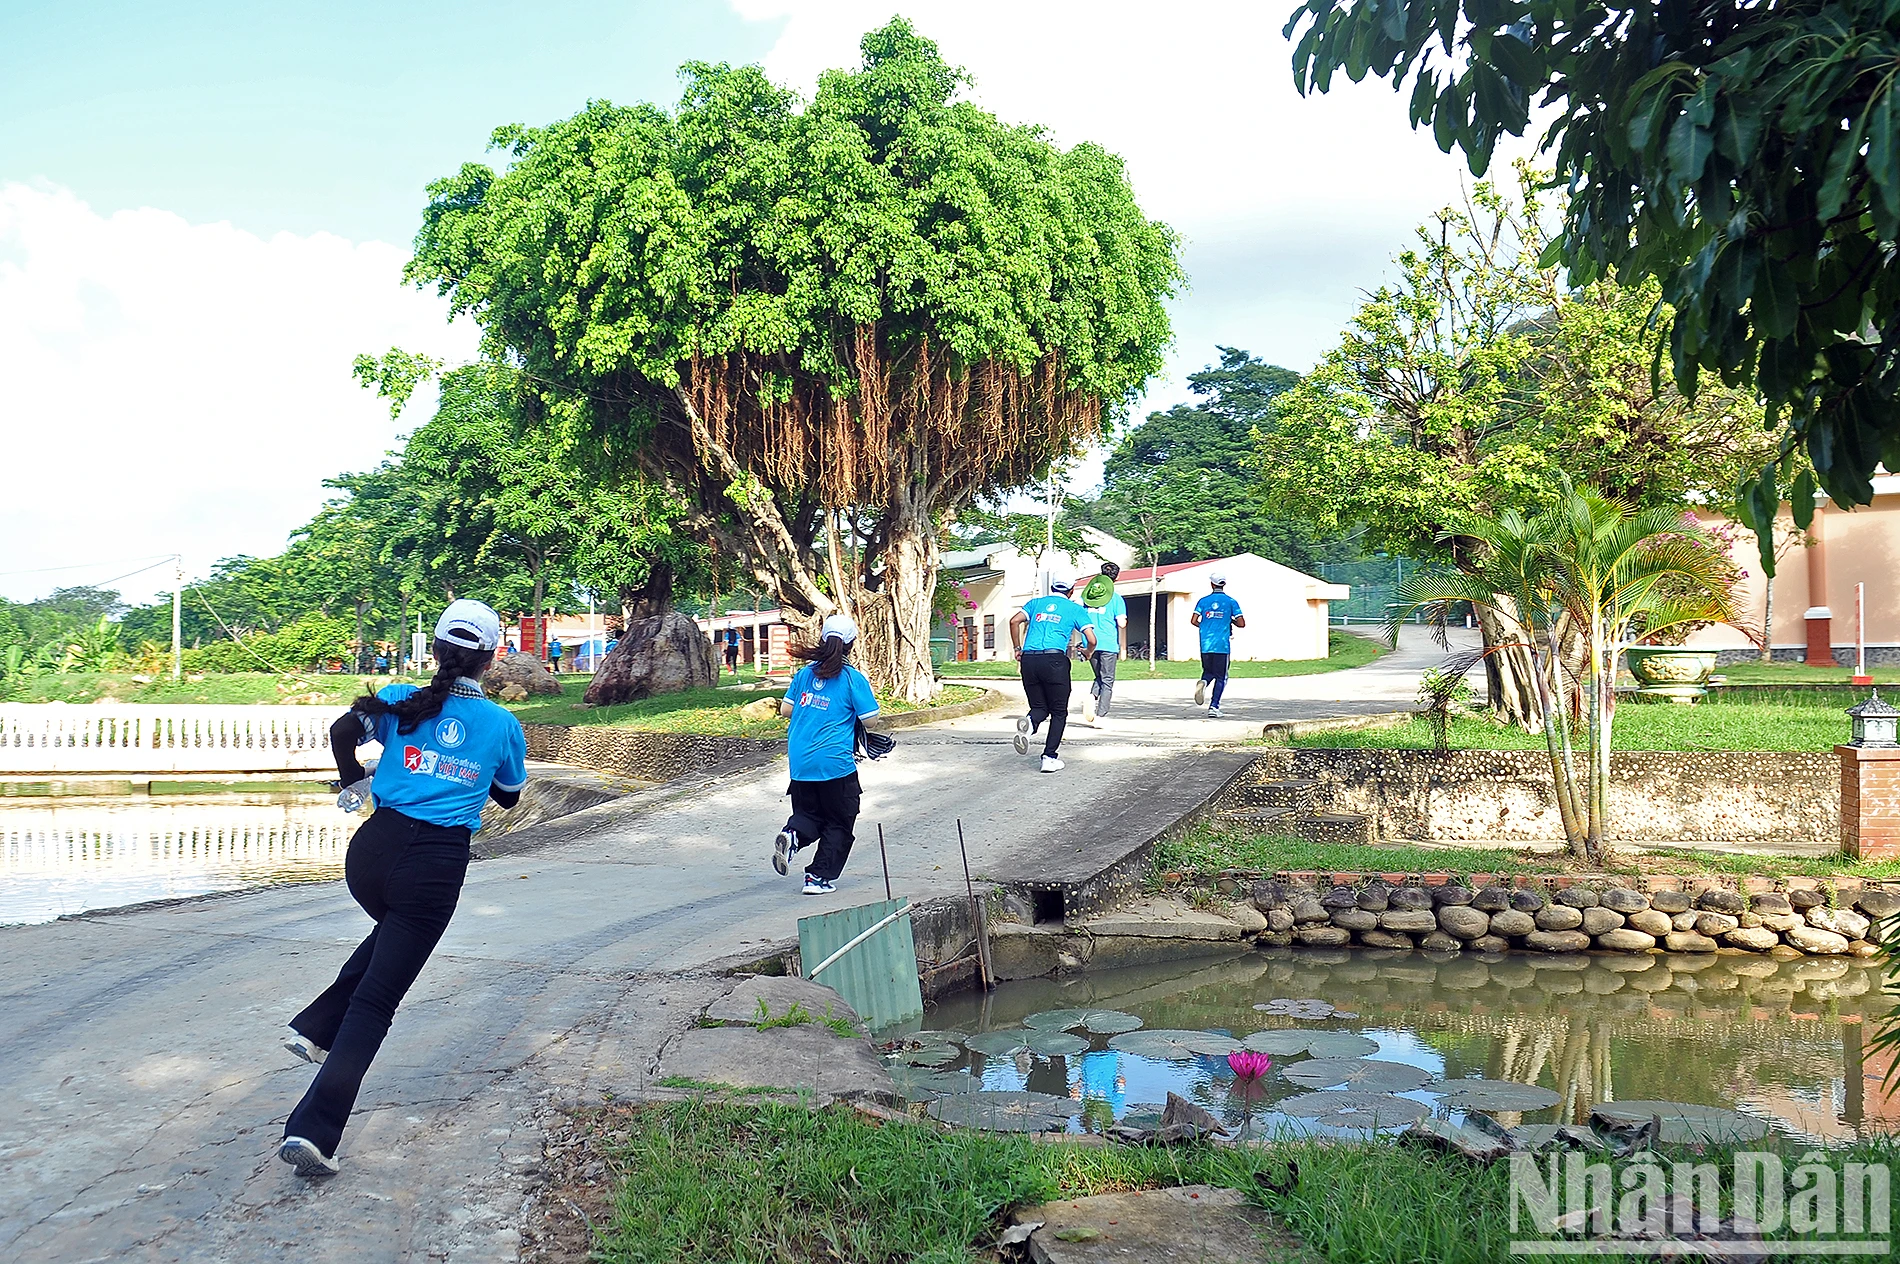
[[1209, 570, 1227, 587], [821, 613, 860, 644], [435, 599, 502, 651], [1050, 578, 1073, 594]]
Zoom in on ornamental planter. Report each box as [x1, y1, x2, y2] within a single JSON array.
[[1624, 646, 1719, 703]]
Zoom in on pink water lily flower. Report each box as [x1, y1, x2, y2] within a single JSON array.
[[1227, 1050, 1273, 1083]]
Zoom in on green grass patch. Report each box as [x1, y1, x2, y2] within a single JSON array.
[[1293, 698, 1856, 753], [1716, 660, 1900, 685], [588, 1100, 1898, 1264], [502, 678, 983, 736], [933, 629, 1387, 680], [10, 671, 389, 706]]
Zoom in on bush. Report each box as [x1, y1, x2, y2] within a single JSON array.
[[183, 615, 354, 674]]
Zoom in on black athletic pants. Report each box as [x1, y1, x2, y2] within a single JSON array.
[[1200, 651, 1231, 708], [1020, 651, 1072, 757], [787, 771, 861, 881], [286, 807, 470, 1157]]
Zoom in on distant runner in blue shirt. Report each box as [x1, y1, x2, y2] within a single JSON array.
[[772, 613, 881, 896], [1009, 580, 1097, 772], [279, 600, 527, 1180], [1191, 573, 1246, 717], [1077, 562, 1128, 728]]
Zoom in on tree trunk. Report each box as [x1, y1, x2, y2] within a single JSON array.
[[354, 598, 368, 674], [396, 591, 410, 675], [530, 554, 546, 663], [1475, 606, 1542, 729], [866, 500, 940, 704], [622, 563, 676, 621], [1760, 572, 1775, 663]]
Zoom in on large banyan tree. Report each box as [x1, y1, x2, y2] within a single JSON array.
[[407, 20, 1179, 701]]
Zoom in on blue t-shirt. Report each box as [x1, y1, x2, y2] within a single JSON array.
[[786, 662, 879, 782], [1087, 592, 1127, 654], [1194, 591, 1243, 654], [1019, 595, 1092, 653], [358, 682, 528, 831]]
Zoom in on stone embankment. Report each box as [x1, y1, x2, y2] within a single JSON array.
[[1240, 876, 1899, 959]]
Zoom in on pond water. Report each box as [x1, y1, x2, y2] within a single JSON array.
[[903, 948, 1898, 1144], [0, 793, 357, 925]]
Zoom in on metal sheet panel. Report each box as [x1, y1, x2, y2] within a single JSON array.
[[797, 897, 922, 1031]]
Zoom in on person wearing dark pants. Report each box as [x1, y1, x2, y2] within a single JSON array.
[[771, 614, 880, 895], [1190, 571, 1246, 718], [1078, 562, 1127, 727], [1009, 579, 1096, 772], [278, 600, 527, 1180]]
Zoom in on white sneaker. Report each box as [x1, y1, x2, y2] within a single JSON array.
[[772, 829, 799, 876], [1194, 680, 1207, 706], [1081, 692, 1097, 724], [284, 1031, 327, 1066], [1013, 714, 1032, 756], [1041, 755, 1064, 772], [803, 874, 836, 896], [279, 1136, 339, 1178], [1208, 707, 1223, 718]]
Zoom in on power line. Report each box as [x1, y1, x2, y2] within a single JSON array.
[[0, 554, 174, 579]]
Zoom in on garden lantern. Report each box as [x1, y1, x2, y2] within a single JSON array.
[[1846, 690, 1900, 748]]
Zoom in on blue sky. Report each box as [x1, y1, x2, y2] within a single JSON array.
[[0, 1, 1482, 603]]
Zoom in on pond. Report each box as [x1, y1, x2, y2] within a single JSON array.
[[898, 947, 1897, 1144], [0, 793, 357, 925]]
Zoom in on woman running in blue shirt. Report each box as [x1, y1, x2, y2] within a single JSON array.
[[278, 600, 528, 1179], [771, 614, 879, 895]]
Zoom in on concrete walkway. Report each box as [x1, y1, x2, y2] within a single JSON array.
[[0, 629, 1460, 1263]]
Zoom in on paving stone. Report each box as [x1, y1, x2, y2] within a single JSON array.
[[658, 1023, 897, 1104], [1012, 1185, 1319, 1264], [703, 976, 864, 1033]]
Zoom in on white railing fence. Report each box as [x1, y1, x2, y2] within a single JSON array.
[[0, 705, 338, 775]]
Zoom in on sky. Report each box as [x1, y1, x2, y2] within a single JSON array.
[[0, 0, 1491, 606]]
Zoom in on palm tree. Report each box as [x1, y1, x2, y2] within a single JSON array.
[[1385, 480, 1738, 862]]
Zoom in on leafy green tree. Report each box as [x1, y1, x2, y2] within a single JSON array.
[[1079, 349, 1326, 569], [1284, 0, 1900, 557], [401, 20, 1179, 700]]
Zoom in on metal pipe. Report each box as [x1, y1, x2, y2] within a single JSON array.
[[878, 823, 891, 901], [805, 905, 908, 980]]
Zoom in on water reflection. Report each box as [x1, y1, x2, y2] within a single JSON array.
[[0, 794, 355, 925], [920, 948, 1900, 1143]]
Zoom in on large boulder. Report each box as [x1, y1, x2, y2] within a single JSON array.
[[583, 611, 716, 705], [484, 652, 563, 698]]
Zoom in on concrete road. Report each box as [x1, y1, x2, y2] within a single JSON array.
[[0, 629, 1461, 1263]]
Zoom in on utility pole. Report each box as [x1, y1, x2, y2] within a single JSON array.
[[171, 555, 183, 682]]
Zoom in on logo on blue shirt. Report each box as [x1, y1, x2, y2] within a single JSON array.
[[434, 717, 467, 749]]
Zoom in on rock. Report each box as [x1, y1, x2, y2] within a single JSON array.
[[1525, 929, 1591, 953], [1320, 886, 1360, 911], [583, 611, 716, 705], [1855, 888, 1900, 919], [658, 1023, 896, 1105], [1784, 924, 1851, 955], [1663, 931, 1718, 953], [1266, 908, 1295, 933], [1471, 934, 1511, 954], [1487, 910, 1536, 937], [1594, 928, 1657, 953], [1723, 926, 1781, 952], [1847, 939, 1882, 959], [1600, 888, 1649, 914], [1228, 903, 1269, 935], [706, 975, 862, 1031], [1736, 911, 1763, 929], [1355, 884, 1390, 912], [1649, 891, 1692, 914], [1580, 908, 1625, 937], [1768, 944, 1806, 961], [1249, 880, 1287, 912], [1751, 893, 1793, 915], [1555, 887, 1600, 909], [1420, 931, 1464, 953], [1671, 912, 1701, 932], [1471, 886, 1512, 912], [1380, 909, 1438, 934], [1359, 929, 1414, 950], [1389, 886, 1434, 911], [1436, 906, 1491, 940], [496, 682, 530, 702], [1293, 924, 1351, 946], [1510, 889, 1547, 912], [1288, 896, 1330, 925], [1758, 911, 1803, 933], [1788, 889, 1825, 913], [1431, 885, 1474, 906], [1011, 1184, 1312, 1264], [1694, 912, 1739, 937], [1626, 909, 1673, 936], [738, 696, 782, 722], [484, 652, 563, 698], [1806, 907, 1872, 940], [1695, 889, 1746, 914], [1258, 931, 1293, 948], [1329, 908, 1379, 933], [1534, 905, 1584, 932]]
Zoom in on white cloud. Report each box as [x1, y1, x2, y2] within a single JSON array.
[[0, 183, 476, 605]]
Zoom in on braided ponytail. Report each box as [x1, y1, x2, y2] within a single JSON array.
[[352, 638, 495, 734]]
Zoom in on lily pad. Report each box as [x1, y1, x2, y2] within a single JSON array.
[[1023, 1029, 1089, 1058], [1589, 1101, 1771, 1145], [1282, 1058, 1432, 1092], [928, 1089, 1077, 1133], [1432, 1079, 1562, 1113], [964, 1031, 1031, 1059], [1300, 1033, 1381, 1059], [1079, 1009, 1144, 1034], [888, 1065, 978, 1099], [1278, 1091, 1429, 1129], [1107, 1029, 1239, 1060], [891, 1041, 963, 1068], [1022, 1008, 1090, 1031], [1239, 1030, 1316, 1056], [1254, 998, 1356, 1020]]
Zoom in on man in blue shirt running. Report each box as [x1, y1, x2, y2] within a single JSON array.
[[1009, 579, 1096, 772], [1190, 571, 1246, 718]]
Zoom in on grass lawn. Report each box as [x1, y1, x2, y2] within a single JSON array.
[[1151, 822, 1900, 882], [502, 678, 984, 736], [1292, 699, 1855, 753], [579, 1099, 1895, 1264], [8, 671, 390, 706], [1715, 660, 1900, 685], [933, 629, 1387, 680]]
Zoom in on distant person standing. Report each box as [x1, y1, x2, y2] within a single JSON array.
[[1076, 562, 1127, 727], [1009, 579, 1096, 772], [1191, 572, 1245, 718], [724, 627, 741, 675], [547, 638, 563, 674], [771, 614, 879, 895]]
